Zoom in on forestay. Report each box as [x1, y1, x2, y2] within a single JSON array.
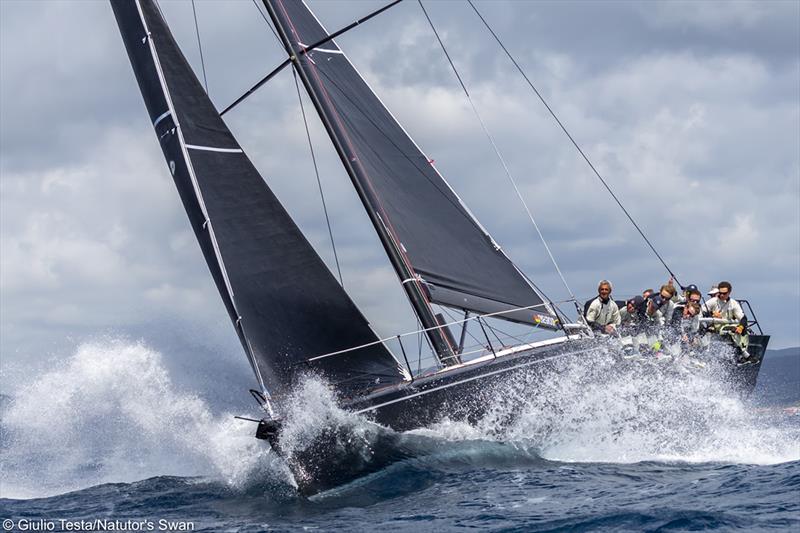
[[265, 0, 558, 328], [111, 0, 407, 399]]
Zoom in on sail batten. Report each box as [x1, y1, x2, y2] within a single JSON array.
[[112, 0, 407, 400], [266, 0, 559, 329]]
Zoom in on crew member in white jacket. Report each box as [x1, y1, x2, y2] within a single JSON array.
[[702, 280, 749, 356], [702, 280, 745, 327], [585, 280, 621, 334]]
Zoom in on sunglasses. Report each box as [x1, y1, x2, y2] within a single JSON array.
[[718, 291, 730, 296]]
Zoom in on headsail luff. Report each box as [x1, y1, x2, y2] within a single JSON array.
[[264, 0, 559, 330], [110, 0, 407, 400]]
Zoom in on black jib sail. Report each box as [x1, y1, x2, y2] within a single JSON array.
[[110, 0, 407, 400], [264, 0, 559, 330]]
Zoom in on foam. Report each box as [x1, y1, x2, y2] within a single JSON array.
[[0, 338, 287, 499], [2, 338, 796, 499]]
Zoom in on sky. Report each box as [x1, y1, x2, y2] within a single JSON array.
[[1, 0, 798, 398]]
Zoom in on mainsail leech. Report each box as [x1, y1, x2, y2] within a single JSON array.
[[111, 0, 407, 401], [264, 0, 559, 332]]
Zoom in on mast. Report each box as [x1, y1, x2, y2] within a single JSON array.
[[263, 0, 458, 365]]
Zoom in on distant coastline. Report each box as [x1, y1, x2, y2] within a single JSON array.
[[766, 347, 800, 358], [757, 347, 800, 406]]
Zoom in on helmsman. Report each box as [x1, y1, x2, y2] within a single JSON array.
[[585, 280, 621, 334]]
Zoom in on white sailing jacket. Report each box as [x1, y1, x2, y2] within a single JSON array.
[[586, 297, 621, 328], [702, 297, 744, 321]]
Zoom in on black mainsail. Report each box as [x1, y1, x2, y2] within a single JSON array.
[[264, 0, 559, 344], [111, 0, 407, 400]]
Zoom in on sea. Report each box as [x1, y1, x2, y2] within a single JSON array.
[[1, 340, 798, 532]]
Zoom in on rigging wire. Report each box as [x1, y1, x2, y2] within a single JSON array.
[[252, 0, 281, 41], [440, 306, 485, 350], [310, 66, 484, 233], [482, 318, 528, 347], [467, 0, 680, 287], [416, 321, 423, 373], [417, 0, 580, 309], [292, 67, 345, 286], [219, 1, 287, 116], [250, 0, 344, 286], [307, 62, 576, 329], [224, 1, 403, 116], [190, 0, 209, 95]]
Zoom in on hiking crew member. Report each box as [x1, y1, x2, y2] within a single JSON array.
[[585, 280, 621, 334], [647, 284, 677, 327], [686, 287, 702, 307], [676, 284, 700, 305], [677, 301, 701, 335], [707, 285, 719, 298], [619, 295, 646, 329], [676, 302, 703, 351], [673, 285, 702, 317], [702, 281, 744, 325], [618, 295, 650, 352], [702, 281, 749, 358]]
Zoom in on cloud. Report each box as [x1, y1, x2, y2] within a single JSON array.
[[1, 0, 798, 398], [641, 0, 777, 32]]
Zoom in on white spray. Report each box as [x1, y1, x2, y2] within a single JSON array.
[[1, 339, 796, 499]]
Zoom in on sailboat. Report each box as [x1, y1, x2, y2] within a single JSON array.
[[110, 0, 769, 492]]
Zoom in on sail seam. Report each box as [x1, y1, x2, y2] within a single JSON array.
[[297, 41, 342, 54], [134, 0, 268, 393], [185, 144, 243, 153]]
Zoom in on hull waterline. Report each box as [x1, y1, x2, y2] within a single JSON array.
[[256, 334, 768, 495]]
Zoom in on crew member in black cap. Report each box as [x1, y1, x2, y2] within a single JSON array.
[[673, 284, 702, 319], [619, 295, 647, 334]]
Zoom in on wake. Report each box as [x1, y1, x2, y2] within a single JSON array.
[[1, 338, 797, 499]]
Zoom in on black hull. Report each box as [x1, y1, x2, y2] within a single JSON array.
[[727, 334, 770, 395], [333, 333, 770, 431], [346, 338, 593, 431], [259, 334, 769, 495], [260, 338, 593, 495]]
